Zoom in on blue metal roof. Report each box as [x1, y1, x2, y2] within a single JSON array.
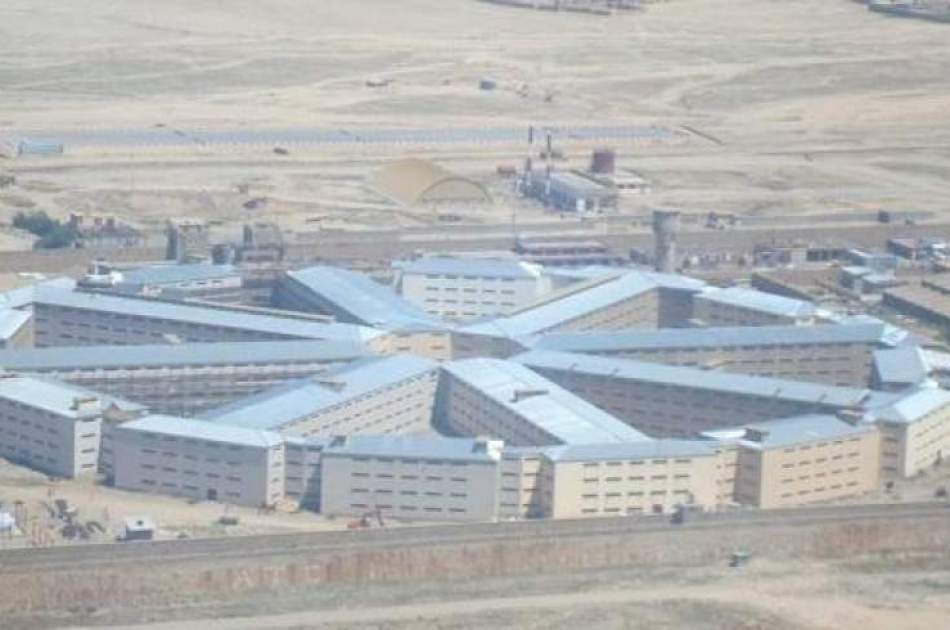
[[441, 358, 650, 445], [285, 266, 439, 330], [514, 350, 872, 409], [695, 287, 816, 318], [200, 355, 438, 431], [873, 347, 930, 387], [543, 439, 714, 463], [30, 285, 383, 343], [0, 374, 122, 418], [0, 340, 370, 371], [0, 309, 30, 341], [527, 322, 898, 354], [394, 256, 543, 280], [724, 414, 875, 449], [324, 434, 502, 463], [116, 414, 283, 449], [461, 271, 705, 338], [118, 263, 239, 287], [871, 386, 950, 424]]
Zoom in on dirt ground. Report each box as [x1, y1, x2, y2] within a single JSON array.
[[1, 0, 949, 246], [0, 459, 363, 549], [56, 553, 950, 630]]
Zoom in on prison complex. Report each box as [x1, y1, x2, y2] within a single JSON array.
[[0, 263, 948, 522]]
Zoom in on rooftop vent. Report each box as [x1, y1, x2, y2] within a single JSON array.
[[836, 408, 864, 425], [743, 428, 769, 443], [314, 378, 346, 391], [511, 388, 547, 403]]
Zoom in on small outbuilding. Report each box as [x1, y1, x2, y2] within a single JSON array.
[[122, 516, 155, 542], [369, 158, 492, 207]]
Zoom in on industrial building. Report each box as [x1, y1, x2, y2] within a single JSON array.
[[275, 265, 438, 330], [0, 340, 370, 415], [200, 355, 439, 438], [112, 415, 285, 508], [437, 358, 649, 446], [393, 255, 552, 320], [526, 170, 618, 213], [320, 435, 504, 522], [515, 350, 872, 438]]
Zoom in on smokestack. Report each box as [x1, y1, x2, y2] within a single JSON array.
[[528, 125, 534, 145], [652, 210, 680, 273]]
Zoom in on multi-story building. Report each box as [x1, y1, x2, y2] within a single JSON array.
[[0, 374, 105, 478], [872, 386, 950, 479], [0, 340, 370, 415], [26, 284, 381, 348], [392, 255, 551, 320], [112, 415, 285, 508], [536, 440, 721, 518], [452, 271, 704, 358], [200, 355, 439, 438], [706, 414, 881, 509], [692, 287, 818, 326], [437, 358, 649, 446], [274, 265, 438, 330], [516, 350, 872, 438], [529, 321, 907, 387], [320, 434, 504, 523]]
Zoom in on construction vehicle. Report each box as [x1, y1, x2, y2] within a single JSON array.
[[347, 507, 386, 530]]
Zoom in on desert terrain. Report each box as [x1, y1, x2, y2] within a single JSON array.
[[1, 0, 949, 245]]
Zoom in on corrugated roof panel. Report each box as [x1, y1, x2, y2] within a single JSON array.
[[529, 322, 895, 353], [30, 285, 383, 343], [116, 414, 283, 449], [324, 434, 501, 463], [514, 350, 871, 408], [0, 340, 370, 371], [286, 266, 439, 330], [201, 354, 438, 430], [441, 358, 650, 445], [695, 287, 816, 318]]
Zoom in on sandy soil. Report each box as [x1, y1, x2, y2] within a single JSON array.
[[61, 554, 950, 630], [1, 0, 949, 246], [0, 459, 358, 549]]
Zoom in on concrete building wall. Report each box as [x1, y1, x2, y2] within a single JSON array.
[[531, 368, 822, 438], [320, 451, 501, 523], [32, 302, 293, 348], [283, 440, 325, 510], [543, 454, 720, 519], [545, 289, 660, 333], [275, 370, 438, 438], [691, 296, 808, 327], [735, 430, 880, 509], [28, 360, 355, 416], [879, 406, 950, 479], [589, 341, 872, 387], [0, 387, 100, 479], [399, 272, 549, 320], [112, 427, 284, 508], [369, 330, 453, 361], [436, 372, 561, 446], [498, 450, 545, 519]]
